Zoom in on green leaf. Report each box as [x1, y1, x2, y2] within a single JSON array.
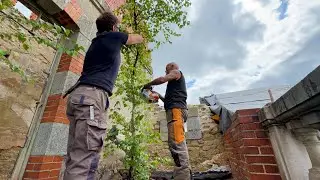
[[17, 33, 26, 43], [0, 49, 8, 57], [22, 43, 30, 50]]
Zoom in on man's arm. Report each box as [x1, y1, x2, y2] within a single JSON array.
[[126, 34, 144, 45], [143, 70, 181, 89]]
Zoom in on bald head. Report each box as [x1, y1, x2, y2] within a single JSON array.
[[166, 62, 179, 74]]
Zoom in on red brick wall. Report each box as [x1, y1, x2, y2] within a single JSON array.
[[53, 0, 82, 26], [57, 53, 84, 75], [224, 109, 281, 180], [105, 0, 126, 11], [30, 12, 38, 20], [41, 95, 69, 124], [23, 156, 64, 179]]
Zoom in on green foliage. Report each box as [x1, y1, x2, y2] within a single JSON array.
[[104, 0, 191, 179], [0, 2, 84, 81]]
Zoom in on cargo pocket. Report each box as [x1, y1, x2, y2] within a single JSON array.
[[70, 94, 107, 151], [87, 124, 106, 151]]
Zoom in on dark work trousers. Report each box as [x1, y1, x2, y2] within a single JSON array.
[[63, 85, 109, 180]]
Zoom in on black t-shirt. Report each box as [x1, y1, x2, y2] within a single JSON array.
[[164, 71, 188, 110], [78, 32, 128, 96]]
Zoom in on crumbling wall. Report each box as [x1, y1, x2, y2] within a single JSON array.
[[0, 13, 56, 179], [150, 104, 227, 171]]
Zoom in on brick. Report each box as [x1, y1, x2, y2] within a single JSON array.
[[236, 109, 260, 117], [25, 163, 34, 170], [49, 169, 61, 177], [248, 165, 264, 173], [260, 147, 274, 154], [33, 162, 62, 171], [250, 174, 281, 180], [238, 115, 259, 123], [256, 130, 268, 138], [240, 123, 263, 130], [243, 139, 271, 146], [42, 177, 59, 180], [241, 131, 256, 138], [57, 53, 84, 74], [23, 171, 50, 179], [28, 156, 54, 163], [265, 165, 279, 173], [240, 147, 259, 154], [246, 155, 276, 164]]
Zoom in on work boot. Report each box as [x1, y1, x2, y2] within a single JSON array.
[[173, 167, 191, 180]]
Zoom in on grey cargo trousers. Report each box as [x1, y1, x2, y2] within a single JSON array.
[[166, 108, 191, 180], [64, 85, 109, 180]]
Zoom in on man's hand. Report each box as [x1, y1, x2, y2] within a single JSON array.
[[151, 90, 165, 102], [142, 83, 152, 90]]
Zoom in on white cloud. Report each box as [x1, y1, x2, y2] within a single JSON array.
[[175, 0, 320, 104]]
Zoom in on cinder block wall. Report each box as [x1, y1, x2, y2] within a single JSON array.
[[223, 109, 282, 180]]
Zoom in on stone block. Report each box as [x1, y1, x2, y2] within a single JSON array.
[[50, 71, 80, 95], [36, 0, 65, 14], [31, 123, 69, 156], [77, 15, 95, 39], [158, 111, 167, 120], [186, 130, 202, 140], [188, 107, 199, 117], [160, 119, 168, 141], [76, 33, 91, 52]]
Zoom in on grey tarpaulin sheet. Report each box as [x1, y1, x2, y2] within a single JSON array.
[[199, 94, 234, 134]]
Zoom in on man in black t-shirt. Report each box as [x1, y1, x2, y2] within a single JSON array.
[[143, 62, 191, 180], [64, 12, 144, 180]]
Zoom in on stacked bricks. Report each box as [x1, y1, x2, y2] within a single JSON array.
[[53, 0, 82, 26], [224, 109, 282, 180], [41, 95, 69, 124], [105, 0, 126, 11], [30, 12, 38, 20], [57, 53, 84, 75], [24, 156, 63, 179]]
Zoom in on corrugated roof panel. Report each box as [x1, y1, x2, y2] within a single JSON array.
[[200, 85, 292, 112]]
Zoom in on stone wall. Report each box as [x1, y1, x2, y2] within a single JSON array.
[[150, 104, 227, 171], [0, 13, 56, 179]]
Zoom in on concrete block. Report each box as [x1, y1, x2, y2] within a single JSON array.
[[50, 71, 80, 95], [158, 111, 166, 121], [187, 116, 201, 130], [160, 119, 168, 141], [77, 15, 95, 38], [36, 0, 65, 14], [76, 33, 91, 52], [271, 66, 320, 117], [301, 112, 320, 126], [160, 115, 202, 141], [78, 0, 102, 20], [268, 125, 311, 180], [188, 107, 199, 117], [31, 123, 69, 156], [186, 130, 202, 140]]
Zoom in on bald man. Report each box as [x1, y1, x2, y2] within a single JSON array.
[[143, 63, 191, 180]]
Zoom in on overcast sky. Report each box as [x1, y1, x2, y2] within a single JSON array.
[[15, 1, 320, 105], [151, 0, 320, 105]]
